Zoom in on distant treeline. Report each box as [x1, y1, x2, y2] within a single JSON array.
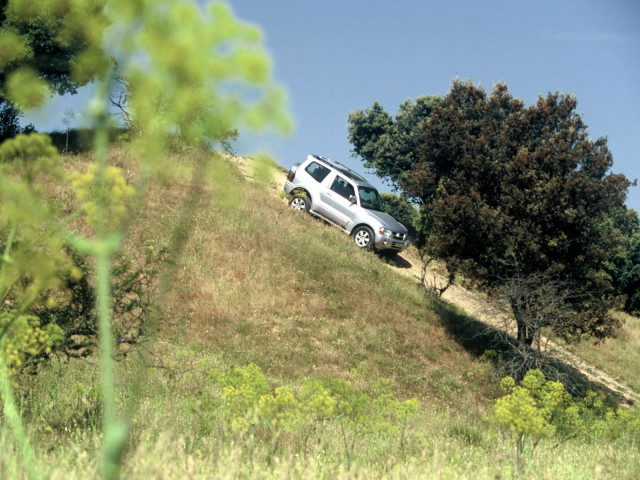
[[48, 127, 129, 153]]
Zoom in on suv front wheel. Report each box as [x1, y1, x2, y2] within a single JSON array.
[[289, 193, 310, 213], [352, 226, 374, 249]]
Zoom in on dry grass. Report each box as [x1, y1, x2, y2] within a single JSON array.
[[151, 174, 482, 400], [60, 146, 638, 403], [9, 146, 640, 479], [44, 147, 640, 406], [43, 147, 483, 405]]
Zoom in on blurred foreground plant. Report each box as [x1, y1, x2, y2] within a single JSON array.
[[0, 0, 291, 478]]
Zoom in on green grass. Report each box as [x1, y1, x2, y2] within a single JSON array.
[[561, 312, 640, 393], [5, 148, 640, 479], [15, 345, 640, 479]]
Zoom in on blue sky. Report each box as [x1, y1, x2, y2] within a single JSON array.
[[24, 1, 640, 210], [227, 0, 640, 210]]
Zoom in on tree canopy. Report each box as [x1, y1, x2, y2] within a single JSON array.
[[347, 95, 441, 190], [614, 229, 640, 314], [0, 0, 108, 140], [349, 79, 634, 348]]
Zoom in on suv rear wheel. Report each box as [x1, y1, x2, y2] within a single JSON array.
[[352, 226, 374, 249], [290, 193, 310, 212]]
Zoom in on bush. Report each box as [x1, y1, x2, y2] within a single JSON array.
[[195, 364, 420, 467], [494, 369, 639, 471]]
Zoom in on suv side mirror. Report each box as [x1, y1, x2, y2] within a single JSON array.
[[348, 195, 357, 205]]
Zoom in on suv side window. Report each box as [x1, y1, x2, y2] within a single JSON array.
[[305, 161, 330, 183], [330, 175, 355, 200]]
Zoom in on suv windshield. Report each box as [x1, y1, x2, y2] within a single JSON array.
[[358, 186, 384, 211]]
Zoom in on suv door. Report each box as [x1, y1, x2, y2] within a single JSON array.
[[318, 173, 358, 229]]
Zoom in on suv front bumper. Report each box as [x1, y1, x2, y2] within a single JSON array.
[[374, 234, 409, 252]]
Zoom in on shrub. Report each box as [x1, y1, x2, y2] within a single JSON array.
[[203, 364, 420, 467]]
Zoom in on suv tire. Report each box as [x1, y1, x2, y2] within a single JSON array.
[[353, 226, 374, 249], [290, 193, 311, 213]]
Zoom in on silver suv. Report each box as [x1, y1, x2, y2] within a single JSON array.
[[284, 154, 410, 252]]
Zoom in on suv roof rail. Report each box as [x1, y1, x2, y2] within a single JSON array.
[[309, 154, 368, 184]]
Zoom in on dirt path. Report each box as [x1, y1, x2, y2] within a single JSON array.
[[241, 157, 639, 405], [395, 246, 640, 405]]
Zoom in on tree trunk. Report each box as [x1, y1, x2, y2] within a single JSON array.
[[514, 307, 535, 347]]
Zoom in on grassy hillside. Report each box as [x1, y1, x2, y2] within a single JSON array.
[[6, 148, 640, 479], [108, 148, 487, 400], [556, 312, 640, 394]]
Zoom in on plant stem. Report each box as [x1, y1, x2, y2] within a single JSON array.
[[0, 357, 41, 480], [90, 78, 128, 480]]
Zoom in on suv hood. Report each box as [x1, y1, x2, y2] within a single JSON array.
[[366, 210, 408, 233]]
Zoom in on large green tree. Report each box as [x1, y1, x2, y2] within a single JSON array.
[[0, 0, 107, 140], [402, 80, 632, 348], [347, 94, 441, 189]]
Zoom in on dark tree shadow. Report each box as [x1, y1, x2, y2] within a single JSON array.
[[431, 298, 631, 406], [377, 251, 413, 269]]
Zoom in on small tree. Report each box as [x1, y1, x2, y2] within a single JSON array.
[[60, 107, 81, 152]]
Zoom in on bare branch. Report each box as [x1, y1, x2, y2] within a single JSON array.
[[109, 76, 135, 130]]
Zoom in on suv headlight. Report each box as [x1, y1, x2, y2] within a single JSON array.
[[379, 227, 392, 237]]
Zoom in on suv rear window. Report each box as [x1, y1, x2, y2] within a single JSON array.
[[305, 161, 330, 183]]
